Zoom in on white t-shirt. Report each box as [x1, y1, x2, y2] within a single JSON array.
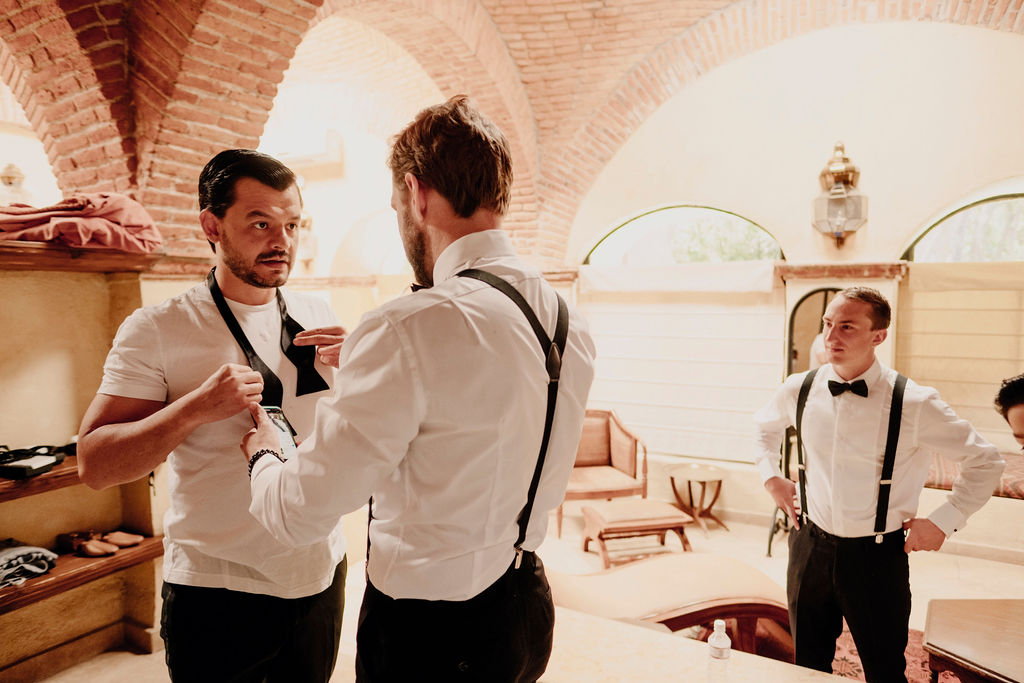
[[99, 282, 347, 598]]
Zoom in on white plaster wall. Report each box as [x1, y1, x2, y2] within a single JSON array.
[[569, 22, 1024, 265]]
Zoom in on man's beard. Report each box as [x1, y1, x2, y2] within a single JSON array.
[[399, 209, 433, 288], [220, 231, 292, 288], [406, 229, 432, 288]]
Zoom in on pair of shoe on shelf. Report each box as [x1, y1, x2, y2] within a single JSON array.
[[56, 529, 144, 557]]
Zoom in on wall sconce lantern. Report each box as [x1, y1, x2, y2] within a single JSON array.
[[0, 163, 24, 189], [812, 142, 867, 247]]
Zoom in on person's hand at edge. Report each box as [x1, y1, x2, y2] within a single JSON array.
[[240, 403, 281, 465], [902, 518, 945, 552], [765, 475, 801, 529], [294, 326, 346, 368]]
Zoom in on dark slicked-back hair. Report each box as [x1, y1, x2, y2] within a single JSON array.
[[995, 373, 1024, 418], [839, 286, 891, 330], [199, 149, 297, 218], [387, 95, 512, 217]]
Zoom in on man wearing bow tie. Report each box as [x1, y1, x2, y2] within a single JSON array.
[[77, 150, 348, 682], [754, 286, 1004, 682]]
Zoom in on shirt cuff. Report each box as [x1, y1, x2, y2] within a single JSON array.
[[927, 502, 966, 537], [249, 451, 285, 480], [757, 457, 783, 485]]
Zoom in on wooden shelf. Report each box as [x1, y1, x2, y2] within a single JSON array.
[[0, 456, 82, 504], [0, 536, 164, 614], [0, 241, 163, 273]]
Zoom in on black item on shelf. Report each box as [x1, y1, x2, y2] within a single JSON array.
[[0, 443, 74, 479]]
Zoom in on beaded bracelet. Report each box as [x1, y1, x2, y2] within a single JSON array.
[[248, 448, 282, 477]]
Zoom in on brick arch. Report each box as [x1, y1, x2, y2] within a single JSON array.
[[0, 1, 135, 196], [129, 0, 323, 258], [318, 0, 540, 254], [546, 4, 1024, 266]]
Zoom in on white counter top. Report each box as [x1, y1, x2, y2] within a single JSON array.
[[544, 607, 844, 682]]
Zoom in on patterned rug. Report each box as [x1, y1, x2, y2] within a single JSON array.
[[832, 626, 960, 682]]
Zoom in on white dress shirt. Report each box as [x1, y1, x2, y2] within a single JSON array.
[[754, 359, 1004, 538], [249, 230, 596, 600]]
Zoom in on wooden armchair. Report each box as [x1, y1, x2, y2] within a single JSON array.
[[558, 408, 647, 537]]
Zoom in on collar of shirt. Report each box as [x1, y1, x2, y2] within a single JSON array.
[[824, 357, 882, 394], [432, 229, 517, 283]]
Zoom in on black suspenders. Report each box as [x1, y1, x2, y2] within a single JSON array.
[[794, 368, 907, 542], [457, 268, 569, 568], [364, 271, 569, 578], [795, 368, 818, 529], [875, 374, 908, 539]]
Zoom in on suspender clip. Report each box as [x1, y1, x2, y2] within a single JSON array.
[[875, 533, 883, 544], [514, 547, 523, 569]]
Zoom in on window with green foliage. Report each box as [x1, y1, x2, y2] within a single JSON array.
[[904, 195, 1024, 262], [585, 206, 782, 266]]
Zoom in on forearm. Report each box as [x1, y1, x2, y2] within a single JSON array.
[[753, 430, 786, 483], [919, 397, 1006, 532], [78, 397, 202, 489], [931, 445, 1005, 534], [248, 431, 393, 547], [752, 379, 799, 484]]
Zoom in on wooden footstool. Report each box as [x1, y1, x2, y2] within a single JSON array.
[[581, 499, 694, 568]]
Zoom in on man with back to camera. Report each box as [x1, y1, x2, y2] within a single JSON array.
[[754, 286, 1004, 682], [238, 95, 597, 682], [76, 149, 348, 682]]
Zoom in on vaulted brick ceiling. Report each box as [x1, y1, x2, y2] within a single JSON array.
[[0, 0, 1016, 269]]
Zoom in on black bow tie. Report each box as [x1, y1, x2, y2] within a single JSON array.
[[828, 379, 869, 397], [207, 269, 329, 406]]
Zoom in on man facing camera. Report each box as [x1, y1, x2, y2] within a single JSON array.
[[78, 149, 348, 682], [754, 286, 1004, 682], [240, 96, 596, 682]]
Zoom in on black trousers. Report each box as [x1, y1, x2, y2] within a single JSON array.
[[787, 521, 911, 683], [355, 551, 555, 682], [160, 556, 347, 683]]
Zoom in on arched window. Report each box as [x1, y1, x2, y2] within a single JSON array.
[[584, 205, 782, 266], [903, 194, 1024, 262], [0, 79, 61, 206]]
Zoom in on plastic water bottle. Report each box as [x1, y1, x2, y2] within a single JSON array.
[[707, 618, 731, 681]]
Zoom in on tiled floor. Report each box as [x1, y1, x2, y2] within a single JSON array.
[[40, 504, 1024, 682]]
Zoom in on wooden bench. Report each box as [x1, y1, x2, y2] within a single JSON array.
[[581, 499, 693, 568], [547, 553, 793, 660]]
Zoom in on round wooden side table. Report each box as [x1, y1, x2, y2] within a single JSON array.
[[667, 463, 729, 536]]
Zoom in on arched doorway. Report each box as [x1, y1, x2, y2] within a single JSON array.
[[788, 288, 840, 375]]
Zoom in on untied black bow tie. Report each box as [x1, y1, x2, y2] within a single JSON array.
[[206, 269, 329, 407], [828, 379, 869, 397]]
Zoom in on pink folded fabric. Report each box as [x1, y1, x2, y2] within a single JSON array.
[[0, 193, 163, 254]]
